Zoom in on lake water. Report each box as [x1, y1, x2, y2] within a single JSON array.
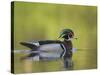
[[13, 49, 97, 73]]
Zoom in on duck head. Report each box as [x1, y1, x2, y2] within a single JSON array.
[[59, 29, 74, 41]]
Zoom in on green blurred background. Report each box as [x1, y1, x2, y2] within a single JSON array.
[[12, 1, 97, 73]]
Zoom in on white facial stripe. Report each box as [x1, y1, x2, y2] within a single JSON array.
[[61, 34, 66, 38], [68, 35, 70, 39], [65, 35, 72, 41]]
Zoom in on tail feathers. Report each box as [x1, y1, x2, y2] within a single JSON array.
[[20, 42, 37, 49]]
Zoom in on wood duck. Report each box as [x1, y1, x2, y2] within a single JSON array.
[[20, 29, 74, 69]]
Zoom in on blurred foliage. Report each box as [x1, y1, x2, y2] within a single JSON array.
[[13, 1, 97, 50], [12, 2, 97, 73]]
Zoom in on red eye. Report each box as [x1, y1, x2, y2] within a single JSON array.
[[69, 32, 74, 38]]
